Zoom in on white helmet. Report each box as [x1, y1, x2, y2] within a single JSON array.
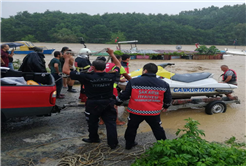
[[78, 54, 88, 59], [79, 48, 91, 55]]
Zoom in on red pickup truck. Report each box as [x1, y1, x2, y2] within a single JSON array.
[[1, 67, 58, 121]]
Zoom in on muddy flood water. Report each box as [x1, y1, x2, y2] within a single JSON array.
[[13, 43, 246, 142], [2, 43, 245, 166]]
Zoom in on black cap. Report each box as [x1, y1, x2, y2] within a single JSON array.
[[96, 56, 106, 62]]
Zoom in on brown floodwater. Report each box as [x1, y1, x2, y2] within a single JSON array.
[[13, 43, 246, 143]]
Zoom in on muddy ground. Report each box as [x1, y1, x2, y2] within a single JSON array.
[[1, 84, 177, 166]]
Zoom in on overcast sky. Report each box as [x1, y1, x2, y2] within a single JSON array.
[[1, 0, 245, 18]]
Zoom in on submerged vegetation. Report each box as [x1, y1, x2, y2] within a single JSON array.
[[195, 45, 221, 55], [1, 4, 245, 45], [132, 118, 246, 166]]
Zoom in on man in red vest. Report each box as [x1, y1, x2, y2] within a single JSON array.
[[220, 65, 237, 100], [116, 63, 172, 150], [121, 54, 130, 73]]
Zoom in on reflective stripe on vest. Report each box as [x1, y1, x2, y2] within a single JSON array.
[[127, 85, 166, 116], [105, 63, 115, 72], [76, 65, 90, 71]]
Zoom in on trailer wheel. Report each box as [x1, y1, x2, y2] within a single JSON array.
[[205, 101, 227, 115]]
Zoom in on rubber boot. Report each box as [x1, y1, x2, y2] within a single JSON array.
[[116, 118, 125, 125], [79, 93, 87, 102], [99, 118, 104, 125], [116, 107, 125, 125]]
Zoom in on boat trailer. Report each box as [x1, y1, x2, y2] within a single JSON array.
[[62, 96, 240, 115], [169, 96, 240, 115], [122, 96, 240, 115]]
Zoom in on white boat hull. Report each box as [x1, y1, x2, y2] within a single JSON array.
[[118, 77, 237, 99], [163, 78, 237, 99]]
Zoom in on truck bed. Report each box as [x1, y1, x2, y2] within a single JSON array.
[[1, 68, 57, 120]]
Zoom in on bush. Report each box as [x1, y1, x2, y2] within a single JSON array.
[[195, 45, 220, 55], [114, 50, 124, 55], [132, 118, 246, 166]]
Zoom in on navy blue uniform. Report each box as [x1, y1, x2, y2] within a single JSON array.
[[70, 68, 120, 148], [117, 73, 172, 147]]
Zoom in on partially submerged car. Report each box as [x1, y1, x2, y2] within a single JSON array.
[[1, 67, 59, 121]]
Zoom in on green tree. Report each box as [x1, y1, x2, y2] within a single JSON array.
[[232, 23, 246, 45], [21, 34, 39, 42], [1, 4, 245, 45], [51, 28, 78, 43], [87, 25, 111, 43], [110, 31, 126, 43]]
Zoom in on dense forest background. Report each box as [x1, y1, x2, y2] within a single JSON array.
[[1, 3, 245, 45]]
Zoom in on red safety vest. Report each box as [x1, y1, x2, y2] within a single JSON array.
[[125, 66, 129, 74], [105, 63, 115, 72], [222, 69, 237, 82], [127, 86, 166, 116], [121, 61, 130, 73]]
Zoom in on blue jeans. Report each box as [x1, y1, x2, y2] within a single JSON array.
[[8, 62, 14, 70], [52, 73, 63, 97]]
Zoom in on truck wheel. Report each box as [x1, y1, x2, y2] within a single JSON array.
[[205, 101, 227, 115], [1, 112, 6, 122]]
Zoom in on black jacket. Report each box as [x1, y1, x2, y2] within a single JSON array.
[[19, 52, 47, 72]]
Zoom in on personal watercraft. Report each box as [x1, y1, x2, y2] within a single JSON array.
[[119, 63, 238, 99]]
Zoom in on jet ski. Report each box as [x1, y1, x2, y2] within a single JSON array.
[[119, 63, 238, 99]]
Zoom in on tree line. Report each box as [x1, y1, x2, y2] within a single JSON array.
[[1, 3, 245, 45]]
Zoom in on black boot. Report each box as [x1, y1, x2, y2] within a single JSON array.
[[67, 86, 77, 93], [125, 142, 138, 150], [82, 138, 101, 143]]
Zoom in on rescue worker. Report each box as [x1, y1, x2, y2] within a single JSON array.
[[121, 54, 131, 73], [75, 54, 91, 102], [220, 65, 237, 99], [62, 48, 121, 149], [116, 63, 172, 150]]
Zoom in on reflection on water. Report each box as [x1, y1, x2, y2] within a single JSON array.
[[14, 43, 246, 143]]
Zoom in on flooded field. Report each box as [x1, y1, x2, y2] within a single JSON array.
[[1, 43, 245, 165]]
